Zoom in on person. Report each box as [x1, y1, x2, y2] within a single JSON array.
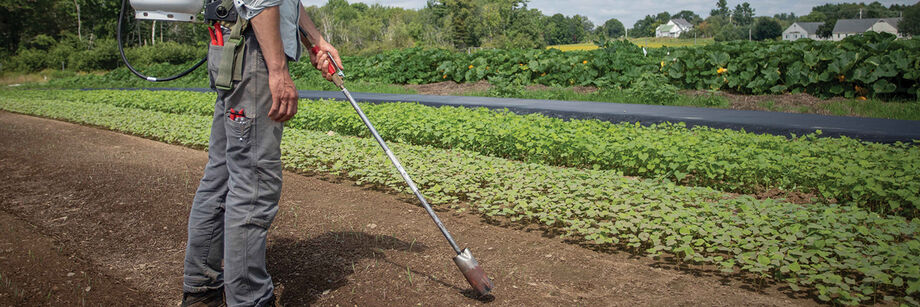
[[180, 0, 341, 306]]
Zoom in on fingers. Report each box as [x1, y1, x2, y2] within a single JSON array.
[[268, 95, 281, 121], [315, 53, 327, 71], [280, 97, 298, 122], [329, 48, 343, 70], [323, 59, 333, 81], [268, 83, 298, 122], [315, 53, 333, 81]]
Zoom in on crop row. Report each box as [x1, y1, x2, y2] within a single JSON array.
[[329, 32, 919, 99], [21, 89, 920, 217], [35, 33, 917, 101], [0, 91, 918, 305]]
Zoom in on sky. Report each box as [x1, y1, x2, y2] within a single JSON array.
[[300, 0, 917, 27]]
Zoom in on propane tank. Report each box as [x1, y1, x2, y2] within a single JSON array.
[[130, 0, 203, 22]]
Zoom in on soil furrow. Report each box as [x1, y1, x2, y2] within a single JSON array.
[[0, 111, 812, 306]]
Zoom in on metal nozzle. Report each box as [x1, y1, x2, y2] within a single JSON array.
[[453, 248, 493, 296]]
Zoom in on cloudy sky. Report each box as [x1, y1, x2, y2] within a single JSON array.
[[300, 0, 917, 27]]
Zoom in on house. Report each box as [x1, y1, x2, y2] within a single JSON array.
[[831, 18, 903, 41], [655, 19, 694, 38], [782, 22, 824, 41]]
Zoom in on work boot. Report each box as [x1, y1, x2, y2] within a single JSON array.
[[180, 287, 225, 307], [267, 283, 284, 307]]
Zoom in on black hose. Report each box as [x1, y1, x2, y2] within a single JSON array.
[[117, 0, 207, 82]]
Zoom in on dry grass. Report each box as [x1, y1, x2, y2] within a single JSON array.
[[0, 73, 49, 86]]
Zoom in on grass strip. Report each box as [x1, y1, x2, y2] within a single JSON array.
[[7, 89, 919, 218], [0, 94, 918, 305]]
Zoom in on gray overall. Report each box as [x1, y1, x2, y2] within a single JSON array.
[[182, 28, 284, 307]]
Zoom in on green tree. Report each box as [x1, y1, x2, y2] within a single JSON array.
[[673, 10, 702, 24], [732, 2, 755, 26], [598, 18, 625, 38], [711, 0, 730, 18], [0, 0, 69, 52], [570, 15, 594, 42], [900, 2, 920, 36], [545, 13, 568, 44], [631, 12, 670, 37], [752, 17, 782, 40]]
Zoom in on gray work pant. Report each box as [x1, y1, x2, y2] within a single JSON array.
[[183, 29, 284, 307]]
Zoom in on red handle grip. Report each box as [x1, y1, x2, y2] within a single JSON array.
[[311, 46, 336, 75]]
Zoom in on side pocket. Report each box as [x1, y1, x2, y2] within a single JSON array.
[[245, 160, 283, 229], [227, 115, 253, 145], [207, 45, 223, 90]]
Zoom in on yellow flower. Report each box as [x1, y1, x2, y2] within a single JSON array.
[[541, 73, 546, 77], [443, 75, 447, 79], [838, 75, 846, 82], [854, 85, 866, 95], [469, 65, 474, 69], [858, 96, 867, 100], [582, 60, 588, 64], [519, 63, 523, 66], [486, 66, 489, 70], [717, 67, 727, 74], [660, 61, 665, 68]]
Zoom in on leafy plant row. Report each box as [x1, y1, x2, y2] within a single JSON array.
[[32, 33, 917, 101], [0, 93, 917, 305], [333, 33, 920, 99], [25, 89, 920, 217]]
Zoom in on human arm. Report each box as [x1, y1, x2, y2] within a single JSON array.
[[297, 4, 343, 81], [249, 6, 298, 122]]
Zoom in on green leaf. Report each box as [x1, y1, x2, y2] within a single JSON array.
[[757, 254, 771, 266], [872, 79, 896, 94]]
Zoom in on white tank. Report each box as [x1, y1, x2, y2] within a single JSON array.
[[130, 0, 203, 22]]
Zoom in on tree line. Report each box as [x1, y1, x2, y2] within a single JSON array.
[[2, 0, 919, 71]]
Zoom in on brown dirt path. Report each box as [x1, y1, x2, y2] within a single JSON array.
[[0, 111, 815, 306]]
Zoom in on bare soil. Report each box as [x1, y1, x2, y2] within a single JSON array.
[[0, 111, 817, 306], [405, 81, 598, 96], [404, 82, 849, 116], [682, 90, 848, 115], [404, 81, 493, 96]]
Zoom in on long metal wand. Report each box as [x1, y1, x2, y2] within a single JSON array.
[[299, 26, 493, 296]]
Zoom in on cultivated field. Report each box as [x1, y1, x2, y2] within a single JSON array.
[[1, 89, 918, 305]]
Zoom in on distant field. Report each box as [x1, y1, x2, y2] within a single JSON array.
[[548, 37, 715, 51]]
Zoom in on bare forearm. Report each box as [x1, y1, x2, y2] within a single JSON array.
[[297, 5, 325, 47], [250, 6, 287, 74]]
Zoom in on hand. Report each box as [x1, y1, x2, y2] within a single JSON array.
[[267, 72, 298, 122], [309, 40, 343, 81]]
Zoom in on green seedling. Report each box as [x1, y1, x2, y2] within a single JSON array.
[[406, 266, 412, 286]]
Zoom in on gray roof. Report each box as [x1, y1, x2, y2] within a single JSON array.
[[657, 24, 676, 32], [833, 18, 901, 34], [794, 22, 824, 34], [881, 18, 901, 29], [672, 18, 693, 30]]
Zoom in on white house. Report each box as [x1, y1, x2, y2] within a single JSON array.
[[655, 19, 693, 38], [831, 18, 903, 41], [782, 22, 824, 41]]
